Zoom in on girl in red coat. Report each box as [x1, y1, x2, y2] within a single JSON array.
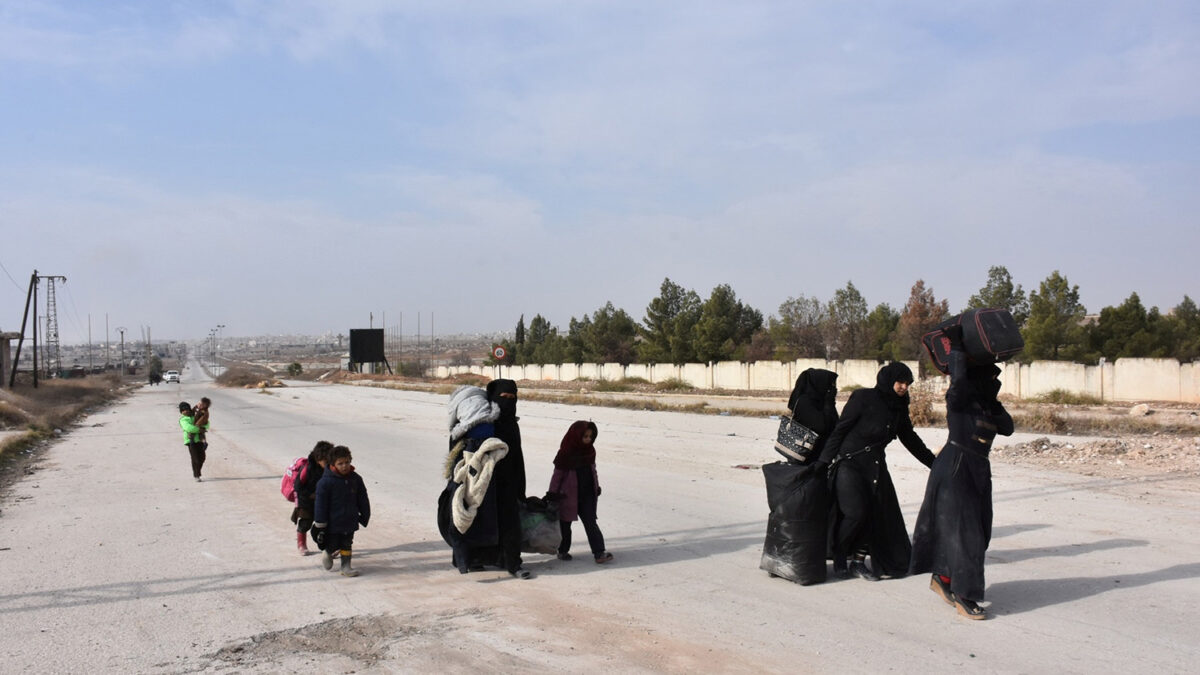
[[548, 420, 613, 564]]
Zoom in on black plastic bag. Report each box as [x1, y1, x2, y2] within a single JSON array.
[[519, 496, 562, 554], [760, 461, 829, 585]]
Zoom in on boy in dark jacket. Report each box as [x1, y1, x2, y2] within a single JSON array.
[[292, 440, 333, 556], [313, 445, 370, 577]]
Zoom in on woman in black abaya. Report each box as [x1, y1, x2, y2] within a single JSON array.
[[787, 368, 840, 459], [818, 361, 934, 580], [910, 328, 1013, 619], [486, 379, 531, 579]]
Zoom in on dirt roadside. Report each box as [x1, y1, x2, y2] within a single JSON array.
[[2, 374, 1199, 673]]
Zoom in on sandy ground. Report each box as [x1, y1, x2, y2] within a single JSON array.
[[1, 362, 1199, 674]]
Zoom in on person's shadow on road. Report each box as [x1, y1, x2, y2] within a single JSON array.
[[988, 562, 1200, 615], [521, 520, 766, 577], [987, 536, 1149, 565]]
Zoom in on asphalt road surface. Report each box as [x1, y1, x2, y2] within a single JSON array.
[[1, 363, 1197, 673]]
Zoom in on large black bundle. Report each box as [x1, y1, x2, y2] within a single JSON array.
[[437, 477, 500, 548], [518, 496, 562, 554], [922, 308, 1024, 375], [436, 481, 456, 547], [760, 461, 829, 585]]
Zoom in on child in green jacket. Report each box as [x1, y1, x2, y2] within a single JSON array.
[[178, 401, 209, 482]]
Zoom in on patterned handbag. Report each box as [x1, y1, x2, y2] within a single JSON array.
[[774, 415, 819, 463]]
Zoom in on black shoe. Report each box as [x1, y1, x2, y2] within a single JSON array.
[[953, 595, 987, 620], [930, 575, 954, 605], [556, 552, 573, 561], [510, 568, 534, 580], [832, 557, 848, 578], [849, 560, 880, 581]]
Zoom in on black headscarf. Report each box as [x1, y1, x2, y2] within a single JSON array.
[[788, 368, 838, 413], [874, 361, 914, 410]]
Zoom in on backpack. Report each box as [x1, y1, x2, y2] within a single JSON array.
[[281, 457, 309, 502]]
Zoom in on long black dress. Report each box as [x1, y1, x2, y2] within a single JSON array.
[[486, 379, 527, 574], [819, 362, 934, 577], [910, 350, 1013, 602]]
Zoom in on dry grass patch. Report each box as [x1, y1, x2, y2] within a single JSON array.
[[216, 367, 275, 388], [0, 375, 129, 459], [1030, 389, 1105, 405], [1015, 407, 1070, 434], [654, 378, 693, 392], [907, 379, 945, 428]]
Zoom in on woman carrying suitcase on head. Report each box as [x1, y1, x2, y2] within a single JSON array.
[[910, 325, 1013, 620]]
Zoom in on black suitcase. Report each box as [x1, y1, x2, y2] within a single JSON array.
[[922, 308, 1024, 374]]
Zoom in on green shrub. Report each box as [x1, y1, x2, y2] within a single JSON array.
[[287, 362, 303, 377]]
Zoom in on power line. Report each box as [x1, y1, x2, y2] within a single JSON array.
[[0, 257, 25, 293], [61, 283, 89, 342]]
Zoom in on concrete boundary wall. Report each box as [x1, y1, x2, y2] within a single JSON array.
[[433, 357, 1200, 403]]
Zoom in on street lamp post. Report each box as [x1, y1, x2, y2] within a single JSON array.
[[216, 324, 225, 375], [208, 329, 217, 374]]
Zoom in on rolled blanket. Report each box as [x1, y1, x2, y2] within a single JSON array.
[[448, 385, 501, 442], [451, 437, 509, 534]]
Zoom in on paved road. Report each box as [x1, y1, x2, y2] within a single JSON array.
[[1, 371, 1197, 673]]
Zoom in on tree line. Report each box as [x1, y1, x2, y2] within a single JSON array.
[[493, 267, 1200, 370]]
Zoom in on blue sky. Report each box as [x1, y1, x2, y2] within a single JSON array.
[[2, 1, 1197, 343]]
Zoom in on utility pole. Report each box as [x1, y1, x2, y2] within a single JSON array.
[[116, 327, 126, 379], [9, 270, 64, 388], [44, 275, 66, 378]]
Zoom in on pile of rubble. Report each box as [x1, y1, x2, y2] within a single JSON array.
[[993, 434, 1200, 482]]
